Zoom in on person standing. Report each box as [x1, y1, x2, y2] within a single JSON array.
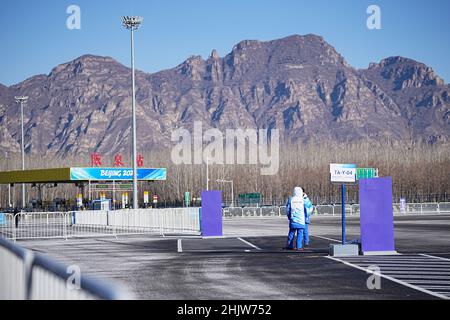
[[13, 207, 20, 229], [303, 191, 314, 247], [284, 187, 306, 251]]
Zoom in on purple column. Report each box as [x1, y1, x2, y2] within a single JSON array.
[[201, 190, 222, 237], [359, 177, 396, 254]]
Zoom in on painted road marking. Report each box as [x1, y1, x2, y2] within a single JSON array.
[[237, 237, 262, 250], [177, 239, 183, 253], [328, 255, 450, 300], [420, 254, 450, 262], [312, 235, 340, 243]]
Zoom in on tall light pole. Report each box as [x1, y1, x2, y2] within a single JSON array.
[[216, 179, 234, 207], [15, 96, 28, 209], [5, 152, 11, 208], [122, 16, 143, 209], [206, 156, 209, 191], [1, 106, 11, 208]]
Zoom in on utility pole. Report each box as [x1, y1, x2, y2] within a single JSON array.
[[206, 156, 209, 191], [122, 16, 143, 209], [6, 151, 11, 208], [15, 96, 28, 209]]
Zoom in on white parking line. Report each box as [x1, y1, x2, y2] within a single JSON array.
[[237, 237, 261, 250], [312, 235, 340, 243], [375, 271, 450, 275], [365, 267, 450, 271], [388, 275, 450, 279], [408, 280, 450, 285], [327, 255, 450, 300], [420, 254, 450, 262]]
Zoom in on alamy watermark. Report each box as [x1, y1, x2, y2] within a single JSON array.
[[66, 5, 81, 30], [66, 265, 81, 290], [367, 5, 381, 30], [171, 121, 280, 175], [366, 265, 381, 290]]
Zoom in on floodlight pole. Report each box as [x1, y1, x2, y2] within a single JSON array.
[[206, 156, 209, 191], [6, 152, 11, 207], [15, 96, 28, 209], [122, 16, 143, 209]]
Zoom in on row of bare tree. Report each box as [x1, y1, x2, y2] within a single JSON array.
[[1, 140, 449, 207]]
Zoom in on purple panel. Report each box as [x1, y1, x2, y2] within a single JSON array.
[[359, 177, 395, 253], [201, 190, 223, 237]]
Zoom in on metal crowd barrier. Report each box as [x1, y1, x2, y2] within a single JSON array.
[[221, 202, 450, 218], [0, 208, 201, 241], [0, 237, 130, 300]]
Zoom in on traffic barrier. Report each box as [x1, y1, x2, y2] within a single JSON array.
[[0, 237, 130, 300], [0, 236, 29, 299], [440, 202, 450, 213], [315, 205, 334, 215], [0, 213, 14, 240], [0, 208, 201, 241], [220, 202, 450, 218], [222, 207, 243, 217], [242, 207, 261, 217], [261, 206, 280, 216], [13, 212, 66, 240]]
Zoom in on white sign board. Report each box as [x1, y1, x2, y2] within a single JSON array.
[[122, 193, 128, 209], [400, 198, 406, 213], [76, 194, 83, 208], [330, 164, 357, 183]]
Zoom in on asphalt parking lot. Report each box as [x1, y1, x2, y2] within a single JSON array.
[[19, 214, 450, 300]]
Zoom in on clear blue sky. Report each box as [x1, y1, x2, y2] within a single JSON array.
[[1, 0, 449, 86]]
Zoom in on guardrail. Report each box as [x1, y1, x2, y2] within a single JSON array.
[[0, 236, 130, 300], [222, 202, 450, 218], [0, 208, 201, 241]]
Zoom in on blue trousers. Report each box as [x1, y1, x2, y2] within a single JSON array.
[[286, 225, 305, 249], [304, 223, 310, 246]]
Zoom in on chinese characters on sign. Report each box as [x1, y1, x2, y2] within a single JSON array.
[[137, 154, 144, 167], [91, 153, 102, 166], [90, 153, 144, 167], [114, 154, 124, 167]]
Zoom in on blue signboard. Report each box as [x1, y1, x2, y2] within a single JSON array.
[[70, 168, 167, 181], [0, 213, 6, 225]]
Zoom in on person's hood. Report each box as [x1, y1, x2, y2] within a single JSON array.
[[293, 187, 303, 198]]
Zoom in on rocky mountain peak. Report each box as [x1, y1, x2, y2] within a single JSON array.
[[0, 35, 449, 157], [367, 56, 445, 90], [268, 34, 349, 67], [48, 55, 124, 79], [210, 49, 220, 60], [177, 55, 205, 80]]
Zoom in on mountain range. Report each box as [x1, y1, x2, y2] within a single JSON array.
[[0, 34, 449, 157]]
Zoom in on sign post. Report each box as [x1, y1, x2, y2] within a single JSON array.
[[330, 164, 356, 245], [76, 193, 83, 208], [341, 184, 346, 245], [400, 198, 406, 213], [329, 164, 359, 256], [356, 168, 378, 180], [152, 194, 158, 208], [122, 192, 128, 209], [185, 192, 190, 207], [143, 191, 149, 206]]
